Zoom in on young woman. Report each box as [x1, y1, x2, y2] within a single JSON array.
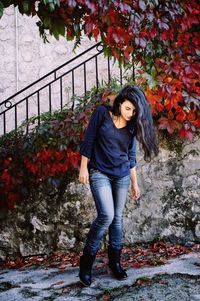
[[78, 84, 158, 286]]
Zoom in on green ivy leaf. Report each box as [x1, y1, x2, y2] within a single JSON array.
[[142, 72, 157, 89], [0, 1, 4, 18], [43, 16, 51, 29], [43, 0, 60, 11], [22, 0, 30, 15], [60, 144, 67, 151], [51, 19, 65, 40]]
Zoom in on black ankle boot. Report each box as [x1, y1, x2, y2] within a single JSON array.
[[108, 247, 127, 280], [79, 250, 96, 286]]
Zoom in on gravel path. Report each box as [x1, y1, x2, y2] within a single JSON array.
[[0, 252, 199, 301]]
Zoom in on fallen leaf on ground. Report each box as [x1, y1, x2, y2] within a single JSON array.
[[62, 287, 71, 293], [136, 277, 152, 286], [102, 293, 111, 300], [50, 281, 65, 288], [1, 242, 199, 272]]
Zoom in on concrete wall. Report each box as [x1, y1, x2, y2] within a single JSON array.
[[0, 6, 126, 134], [0, 6, 93, 100]]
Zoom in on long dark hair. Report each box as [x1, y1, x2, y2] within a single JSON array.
[[111, 84, 159, 161]]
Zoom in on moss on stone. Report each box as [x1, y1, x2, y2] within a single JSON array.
[[41, 292, 60, 301], [158, 131, 184, 156], [0, 282, 14, 292], [188, 149, 199, 156], [20, 288, 39, 298]]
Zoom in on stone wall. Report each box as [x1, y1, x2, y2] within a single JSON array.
[[0, 136, 199, 260]]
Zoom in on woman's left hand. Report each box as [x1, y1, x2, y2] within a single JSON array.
[[131, 182, 140, 200]]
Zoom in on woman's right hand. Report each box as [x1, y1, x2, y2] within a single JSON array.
[[78, 167, 89, 184]]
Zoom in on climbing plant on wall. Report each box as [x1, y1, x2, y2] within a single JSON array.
[[0, 0, 200, 140], [0, 84, 112, 209]]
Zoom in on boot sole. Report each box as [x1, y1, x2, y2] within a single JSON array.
[[107, 267, 128, 280], [79, 277, 92, 287]]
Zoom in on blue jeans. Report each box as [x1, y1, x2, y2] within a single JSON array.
[[83, 168, 130, 255]]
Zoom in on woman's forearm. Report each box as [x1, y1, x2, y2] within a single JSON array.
[[79, 155, 90, 184], [130, 166, 140, 199], [130, 166, 138, 185], [80, 155, 89, 169]]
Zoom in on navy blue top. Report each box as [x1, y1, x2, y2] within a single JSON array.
[[80, 105, 137, 178]]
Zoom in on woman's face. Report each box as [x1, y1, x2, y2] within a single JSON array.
[[120, 100, 136, 121]]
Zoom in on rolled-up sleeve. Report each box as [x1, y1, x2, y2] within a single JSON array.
[[128, 135, 137, 168], [80, 105, 106, 159]]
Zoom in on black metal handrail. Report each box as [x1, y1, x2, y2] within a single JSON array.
[[0, 42, 102, 107], [0, 42, 131, 136]]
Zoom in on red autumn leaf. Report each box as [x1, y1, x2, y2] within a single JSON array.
[[148, 27, 157, 38], [55, 151, 65, 161], [85, 21, 93, 34], [50, 281, 65, 288], [106, 8, 118, 23], [176, 110, 187, 122], [131, 262, 144, 268], [179, 128, 194, 142], [62, 287, 71, 293], [167, 111, 174, 120], [187, 110, 196, 122], [1, 169, 11, 183], [160, 29, 174, 40], [37, 257, 46, 262], [163, 98, 172, 111], [136, 278, 152, 286], [102, 293, 111, 301], [124, 45, 134, 59], [93, 27, 99, 41], [158, 117, 180, 134], [96, 263, 107, 270], [193, 118, 200, 128], [4, 157, 12, 167]]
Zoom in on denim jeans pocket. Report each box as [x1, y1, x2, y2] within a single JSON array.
[[89, 168, 101, 175], [89, 168, 107, 184]]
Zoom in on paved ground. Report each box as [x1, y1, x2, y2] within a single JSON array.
[[0, 252, 200, 301]]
